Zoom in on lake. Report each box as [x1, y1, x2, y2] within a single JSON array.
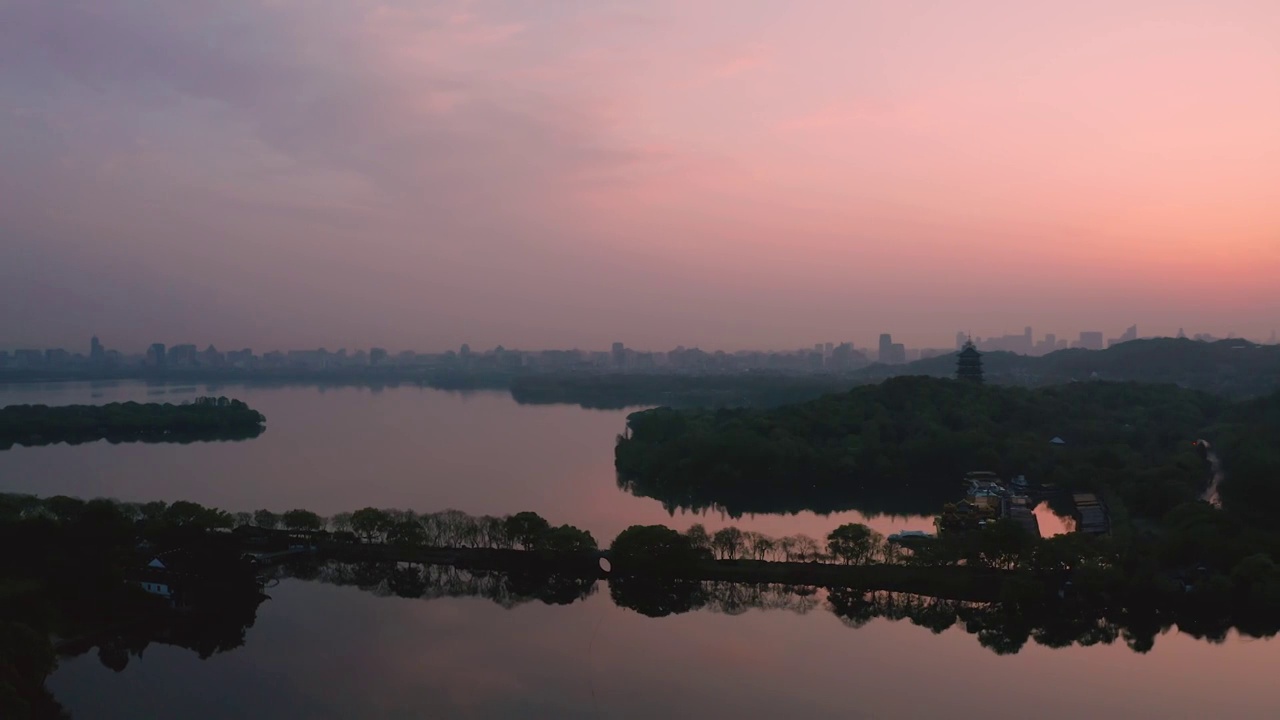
[[2, 381, 1278, 719]]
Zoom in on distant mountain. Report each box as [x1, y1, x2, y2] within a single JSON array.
[[853, 339, 1280, 398]]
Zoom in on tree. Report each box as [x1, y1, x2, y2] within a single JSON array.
[[540, 525, 598, 554], [386, 520, 427, 548], [778, 535, 798, 561], [711, 527, 744, 560], [749, 533, 775, 561], [684, 524, 712, 553], [43, 495, 85, 523], [139, 501, 168, 522], [351, 507, 392, 543], [477, 515, 508, 549], [966, 520, 1032, 569], [328, 511, 353, 533], [792, 534, 820, 562], [1231, 553, 1280, 614], [826, 523, 881, 565], [608, 575, 706, 618], [610, 525, 702, 573], [252, 509, 280, 530], [164, 501, 232, 530], [387, 565, 428, 598], [281, 509, 324, 532], [504, 511, 552, 550]]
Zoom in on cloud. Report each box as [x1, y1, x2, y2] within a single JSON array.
[[0, 0, 638, 224]]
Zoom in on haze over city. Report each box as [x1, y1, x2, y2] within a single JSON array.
[[3, 1, 1278, 352]]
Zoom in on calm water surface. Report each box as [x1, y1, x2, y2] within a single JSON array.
[[2, 381, 1278, 719]]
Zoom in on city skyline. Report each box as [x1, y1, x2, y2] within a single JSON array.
[[3, 323, 1274, 361], [3, 2, 1278, 353]]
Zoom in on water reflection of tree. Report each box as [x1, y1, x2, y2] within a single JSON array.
[[282, 560, 1277, 658], [285, 560, 599, 609], [64, 594, 268, 674]]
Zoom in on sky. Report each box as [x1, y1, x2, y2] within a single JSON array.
[[2, 0, 1278, 353]]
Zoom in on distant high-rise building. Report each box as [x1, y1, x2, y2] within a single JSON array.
[[201, 345, 224, 366], [1106, 324, 1138, 348], [168, 344, 198, 366], [956, 340, 983, 383], [90, 336, 105, 363], [1077, 332, 1104, 351], [146, 343, 166, 367], [1177, 327, 1187, 339], [13, 349, 44, 368], [879, 334, 893, 363]]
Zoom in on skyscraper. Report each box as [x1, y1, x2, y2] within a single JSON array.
[[879, 334, 893, 363], [146, 343, 166, 367], [90, 336, 105, 364], [1077, 332, 1104, 351]]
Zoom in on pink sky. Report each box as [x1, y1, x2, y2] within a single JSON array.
[[1, 0, 1277, 352]]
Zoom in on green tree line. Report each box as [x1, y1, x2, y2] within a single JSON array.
[[614, 376, 1275, 522], [0, 397, 266, 449]]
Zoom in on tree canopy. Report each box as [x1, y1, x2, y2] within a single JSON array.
[[616, 377, 1236, 520], [0, 397, 265, 449]]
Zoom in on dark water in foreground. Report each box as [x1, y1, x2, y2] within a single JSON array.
[[2, 382, 1279, 719]]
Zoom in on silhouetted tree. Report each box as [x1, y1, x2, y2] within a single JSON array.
[[281, 509, 324, 532]]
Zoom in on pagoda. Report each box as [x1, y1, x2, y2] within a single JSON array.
[[956, 339, 984, 383]]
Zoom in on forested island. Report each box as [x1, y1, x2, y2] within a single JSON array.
[[613, 376, 1280, 646], [0, 397, 266, 450], [615, 377, 1279, 518]]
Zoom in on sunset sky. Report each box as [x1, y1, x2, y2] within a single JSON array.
[[2, 0, 1277, 352]]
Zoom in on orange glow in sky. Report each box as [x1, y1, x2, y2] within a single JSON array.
[[1, 1, 1277, 350]]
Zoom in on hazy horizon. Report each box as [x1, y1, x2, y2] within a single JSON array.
[[3, 1, 1278, 352], [2, 323, 1274, 358]]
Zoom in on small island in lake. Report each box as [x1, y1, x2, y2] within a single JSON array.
[[0, 396, 266, 450]]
